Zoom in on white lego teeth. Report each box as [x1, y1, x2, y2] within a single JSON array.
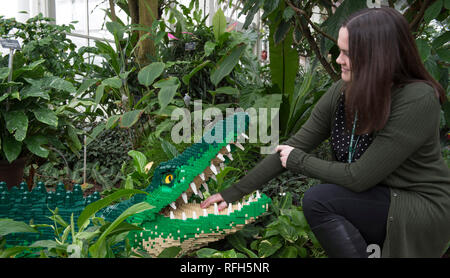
[[190, 182, 198, 195], [234, 142, 245, 151], [210, 164, 218, 175], [216, 153, 225, 161], [227, 203, 232, 215], [220, 163, 225, 170], [210, 174, 217, 182], [256, 190, 261, 199], [214, 203, 219, 215], [192, 211, 197, 219], [202, 182, 209, 193], [199, 173, 206, 181], [226, 144, 231, 152], [198, 190, 204, 199], [238, 202, 242, 211], [241, 133, 249, 139], [203, 209, 207, 217], [226, 153, 233, 161], [182, 192, 188, 204], [169, 202, 177, 210], [182, 212, 187, 220], [170, 211, 175, 219]]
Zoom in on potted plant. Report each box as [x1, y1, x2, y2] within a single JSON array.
[[0, 51, 90, 189]]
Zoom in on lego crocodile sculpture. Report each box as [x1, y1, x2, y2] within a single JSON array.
[[0, 112, 271, 257]]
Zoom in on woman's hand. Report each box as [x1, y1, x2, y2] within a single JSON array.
[[276, 145, 295, 168], [200, 193, 228, 211]]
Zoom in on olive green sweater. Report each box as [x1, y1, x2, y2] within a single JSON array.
[[221, 80, 450, 258]]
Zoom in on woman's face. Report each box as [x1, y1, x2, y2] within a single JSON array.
[[336, 27, 351, 82]]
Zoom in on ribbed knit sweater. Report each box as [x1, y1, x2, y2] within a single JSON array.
[[221, 79, 450, 258]]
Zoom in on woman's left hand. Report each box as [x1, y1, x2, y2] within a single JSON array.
[[276, 145, 295, 168]]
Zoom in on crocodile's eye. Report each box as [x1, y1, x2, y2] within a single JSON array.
[[164, 174, 174, 184]]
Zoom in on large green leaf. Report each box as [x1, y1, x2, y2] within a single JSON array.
[[212, 8, 227, 42], [210, 44, 246, 86], [154, 77, 180, 112], [436, 47, 450, 63], [2, 136, 22, 163], [138, 62, 165, 86], [89, 201, 153, 258], [20, 85, 50, 100], [48, 77, 76, 94], [4, 110, 28, 142], [66, 125, 82, 152], [128, 150, 147, 174], [0, 219, 38, 236], [120, 110, 143, 128], [95, 84, 105, 104], [77, 78, 98, 96], [102, 77, 122, 88], [258, 237, 283, 258], [32, 107, 58, 127], [416, 39, 431, 62], [77, 189, 149, 230], [0, 67, 10, 80], [269, 23, 298, 96], [24, 135, 49, 158], [424, 0, 443, 24]]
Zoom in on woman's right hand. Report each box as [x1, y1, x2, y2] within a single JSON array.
[[200, 193, 228, 211]]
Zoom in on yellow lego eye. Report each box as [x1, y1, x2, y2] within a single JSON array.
[[164, 174, 173, 184]]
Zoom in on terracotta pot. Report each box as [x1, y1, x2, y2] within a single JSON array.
[[0, 157, 26, 190]]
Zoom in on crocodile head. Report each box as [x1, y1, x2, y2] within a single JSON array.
[[127, 112, 271, 256]]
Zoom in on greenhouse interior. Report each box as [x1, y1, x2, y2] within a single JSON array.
[[0, 0, 448, 261]]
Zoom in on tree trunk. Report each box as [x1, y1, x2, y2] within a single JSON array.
[[137, 0, 159, 66]]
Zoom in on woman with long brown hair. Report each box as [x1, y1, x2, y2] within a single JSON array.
[[201, 7, 449, 258]]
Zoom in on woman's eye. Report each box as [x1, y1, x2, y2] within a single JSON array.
[[164, 174, 173, 184]]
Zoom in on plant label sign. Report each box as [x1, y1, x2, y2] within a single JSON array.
[[185, 42, 196, 51], [0, 39, 21, 50]]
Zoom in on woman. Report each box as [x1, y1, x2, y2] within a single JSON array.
[[200, 7, 449, 258]]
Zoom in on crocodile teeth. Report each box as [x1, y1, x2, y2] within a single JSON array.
[[241, 133, 249, 139], [202, 183, 209, 193], [219, 163, 225, 170], [210, 164, 218, 175], [234, 142, 245, 151], [199, 173, 206, 181], [256, 190, 261, 199], [190, 182, 198, 195], [226, 144, 231, 152], [227, 203, 233, 215], [214, 203, 219, 215], [170, 211, 175, 219], [192, 211, 197, 219], [169, 202, 177, 210], [203, 209, 207, 217], [226, 153, 233, 161], [182, 192, 188, 204], [182, 212, 187, 220], [248, 195, 254, 202], [216, 153, 225, 161], [210, 174, 217, 182], [198, 190, 204, 199], [238, 202, 242, 211]]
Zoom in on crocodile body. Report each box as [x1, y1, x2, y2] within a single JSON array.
[[0, 112, 271, 256]]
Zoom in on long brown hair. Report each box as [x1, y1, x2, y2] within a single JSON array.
[[341, 7, 445, 135]]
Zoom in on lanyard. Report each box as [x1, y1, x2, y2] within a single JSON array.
[[348, 112, 360, 163]]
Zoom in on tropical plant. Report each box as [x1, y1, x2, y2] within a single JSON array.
[[0, 189, 151, 258], [0, 56, 92, 165]]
